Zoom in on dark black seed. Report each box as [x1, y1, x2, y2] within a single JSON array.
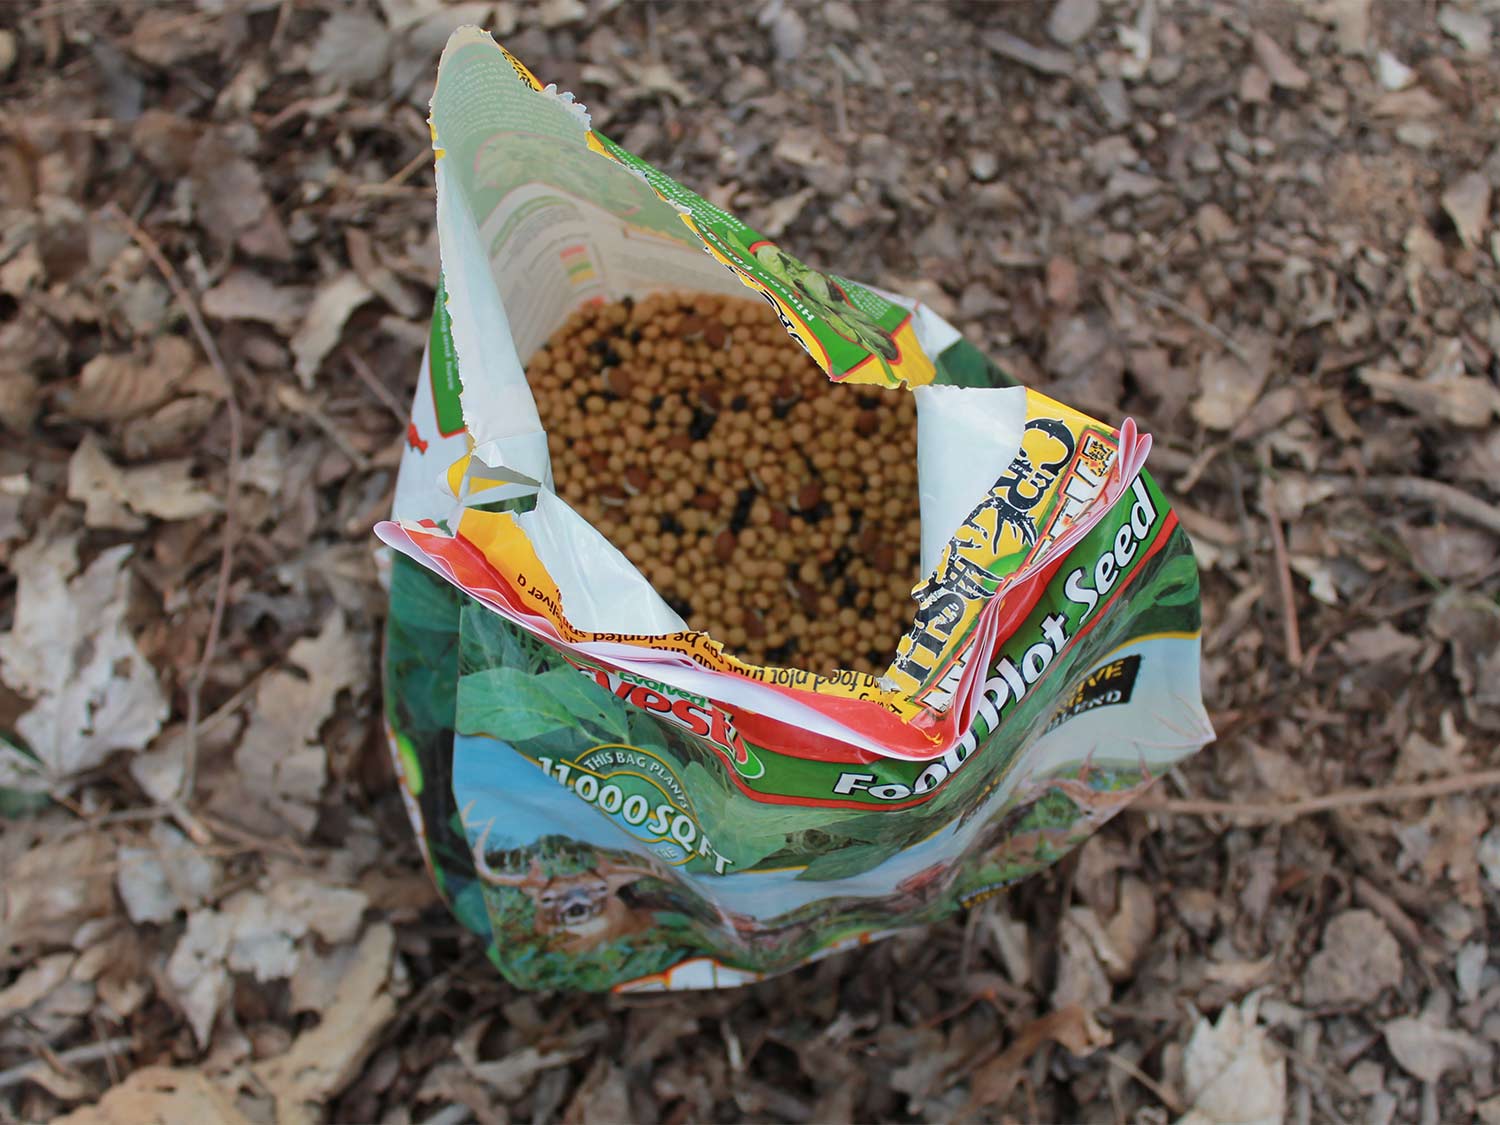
[[848, 507, 864, 532], [648, 394, 665, 411], [688, 407, 717, 441], [600, 346, 621, 368], [765, 640, 797, 664], [771, 401, 795, 420], [587, 338, 609, 356], [666, 597, 693, 619], [730, 394, 750, 412], [857, 393, 881, 409], [866, 649, 885, 666], [728, 487, 757, 533], [837, 580, 858, 609], [659, 514, 685, 534], [804, 500, 832, 525]]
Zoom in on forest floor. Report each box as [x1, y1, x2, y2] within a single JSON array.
[[3, 0, 1500, 1121]]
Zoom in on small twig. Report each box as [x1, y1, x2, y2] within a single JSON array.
[[0, 1037, 134, 1092], [382, 146, 432, 190], [1333, 475, 1500, 538], [1103, 1049, 1185, 1115], [1261, 492, 1303, 666], [1106, 270, 1253, 368], [344, 347, 410, 424], [275, 384, 371, 471], [1132, 767, 1500, 822], [107, 203, 243, 809]]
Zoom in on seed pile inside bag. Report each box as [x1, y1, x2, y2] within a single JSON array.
[[528, 292, 921, 675]]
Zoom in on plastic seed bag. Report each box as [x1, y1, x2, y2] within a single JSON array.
[[378, 29, 1213, 992]]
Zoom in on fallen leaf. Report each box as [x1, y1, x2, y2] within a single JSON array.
[[1358, 366, 1500, 428], [228, 611, 362, 835], [1442, 171, 1492, 249], [0, 952, 76, 1021], [1192, 343, 1272, 431], [0, 830, 115, 949], [1047, 0, 1100, 46], [1251, 31, 1310, 91], [254, 924, 399, 1125], [53, 1066, 251, 1125], [201, 269, 308, 331], [536, 0, 587, 29], [165, 908, 235, 1046], [68, 433, 220, 530], [1377, 50, 1415, 91], [458, 1036, 590, 1102], [1179, 997, 1286, 1125], [191, 131, 292, 261], [1383, 1013, 1491, 1081], [308, 11, 390, 88], [982, 28, 1074, 76], [291, 272, 372, 388], [1437, 5, 1492, 55], [64, 335, 201, 422], [1301, 909, 1403, 1006], [267, 876, 369, 944], [1052, 908, 1114, 1011], [115, 822, 221, 925], [0, 534, 168, 792], [753, 185, 816, 239], [758, 0, 807, 62], [962, 1006, 1111, 1114]]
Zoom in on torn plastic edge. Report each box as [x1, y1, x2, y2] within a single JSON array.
[[374, 418, 1151, 764]]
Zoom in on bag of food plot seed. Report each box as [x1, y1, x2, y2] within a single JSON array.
[[378, 28, 1213, 992]]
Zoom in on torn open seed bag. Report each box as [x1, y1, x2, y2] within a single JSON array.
[[378, 29, 1213, 992]]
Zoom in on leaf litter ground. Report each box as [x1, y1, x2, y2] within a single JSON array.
[[3, 1, 1500, 1121]]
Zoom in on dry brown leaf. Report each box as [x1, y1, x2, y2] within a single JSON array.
[[0, 952, 76, 1021], [0, 830, 115, 950], [1442, 171, 1492, 249], [291, 272, 373, 387], [115, 822, 220, 925], [201, 269, 308, 331], [961, 1006, 1111, 1115], [1251, 31, 1310, 91], [0, 534, 167, 792], [1300, 909, 1403, 1006], [229, 611, 361, 835], [64, 335, 201, 422], [1179, 997, 1286, 1125], [253, 923, 398, 1125], [456, 1021, 592, 1101], [1358, 366, 1500, 428], [1383, 1013, 1491, 1081], [53, 1065, 250, 1125], [308, 11, 391, 88], [190, 131, 291, 261], [68, 433, 220, 530], [1192, 341, 1271, 432], [164, 908, 235, 1046]]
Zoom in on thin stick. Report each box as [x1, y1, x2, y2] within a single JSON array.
[[1132, 768, 1500, 822], [0, 1037, 134, 1092], [344, 347, 409, 424], [1103, 1049, 1185, 1115], [1349, 475, 1500, 538], [1262, 493, 1302, 666], [1107, 270, 1253, 367], [107, 204, 243, 809]]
